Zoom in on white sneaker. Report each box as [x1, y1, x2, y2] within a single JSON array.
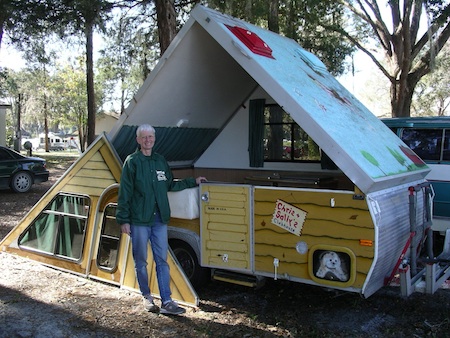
[[143, 295, 159, 313]]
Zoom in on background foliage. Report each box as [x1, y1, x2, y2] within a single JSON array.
[[0, 0, 449, 149]]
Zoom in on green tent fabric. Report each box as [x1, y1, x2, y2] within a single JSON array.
[[112, 125, 219, 163], [19, 194, 88, 259]]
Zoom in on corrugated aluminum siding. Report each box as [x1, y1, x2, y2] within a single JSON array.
[[363, 180, 428, 297]]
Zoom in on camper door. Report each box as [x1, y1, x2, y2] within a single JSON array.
[[200, 183, 253, 273]]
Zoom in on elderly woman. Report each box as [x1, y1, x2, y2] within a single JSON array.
[[116, 124, 205, 315]]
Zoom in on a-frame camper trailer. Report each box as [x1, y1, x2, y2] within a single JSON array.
[[2, 5, 449, 301]]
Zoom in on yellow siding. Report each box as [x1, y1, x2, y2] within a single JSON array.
[[208, 222, 248, 233], [66, 176, 115, 188], [62, 147, 118, 196], [201, 185, 251, 271], [208, 257, 249, 269], [254, 200, 373, 229], [77, 168, 111, 178], [5, 247, 86, 274], [208, 249, 249, 261], [99, 146, 122, 181], [81, 160, 109, 170], [207, 230, 247, 243], [206, 239, 248, 252], [206, 199, 247, 208], [63, 184, 110, 196], [204, 213, 247, 224], [254, 187, 374, 289], [207, 185, 249, 194]]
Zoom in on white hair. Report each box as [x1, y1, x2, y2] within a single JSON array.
[[136, 124, 155, 137]]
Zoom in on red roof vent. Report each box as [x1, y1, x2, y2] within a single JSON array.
[[226, 25, 274, 59]]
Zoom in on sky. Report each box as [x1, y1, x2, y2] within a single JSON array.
[[337, 52, 391, 117], [0, 44, 27, 70]]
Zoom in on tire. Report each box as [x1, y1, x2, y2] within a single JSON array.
[[11, 171, 33, 193], [169, 239, 210, 288]]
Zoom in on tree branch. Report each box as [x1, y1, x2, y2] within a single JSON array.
[[409, 0, 423, 46], [411, 21, 450, 75], [333, 26, 394, 81], [412, 5, 450, 60], [339, 0, 392, 57]]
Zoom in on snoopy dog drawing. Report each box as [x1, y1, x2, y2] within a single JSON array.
[[316, 251, 348, 282]]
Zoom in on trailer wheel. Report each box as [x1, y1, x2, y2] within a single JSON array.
[[170, 239, 210, 288]]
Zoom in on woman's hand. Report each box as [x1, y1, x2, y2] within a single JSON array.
[[121, 223, 131, 235], [196, 176, 207, 185]]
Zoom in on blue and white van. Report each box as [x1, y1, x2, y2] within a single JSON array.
[[382, 117, 450, 237]]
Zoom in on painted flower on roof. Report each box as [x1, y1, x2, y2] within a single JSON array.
[[361, 145, 427, 178], [387, 145, 427, 171], [399, 145, 427, 167]]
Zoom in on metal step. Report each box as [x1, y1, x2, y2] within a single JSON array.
[[211, 269, 265, 288]]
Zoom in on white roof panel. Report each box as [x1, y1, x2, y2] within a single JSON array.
[[111, 5, 430, 193]]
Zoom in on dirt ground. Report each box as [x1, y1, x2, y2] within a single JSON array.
[[1, 154, 450, 338]]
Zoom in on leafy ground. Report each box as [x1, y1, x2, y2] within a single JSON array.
[[1, 152, 450, 338]]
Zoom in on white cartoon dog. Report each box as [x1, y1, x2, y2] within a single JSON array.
[[316, 251, 348, 282]]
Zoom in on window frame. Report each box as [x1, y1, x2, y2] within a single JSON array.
[[263, 104, 320, 163], [398, 127, 449, 163], [96, 203, 121, 273], [18, 193, 90, 262]]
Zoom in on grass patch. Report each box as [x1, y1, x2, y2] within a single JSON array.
[[23, 150, 80, 170]]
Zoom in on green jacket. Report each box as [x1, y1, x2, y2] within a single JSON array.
[[116, 150, 197, 225]]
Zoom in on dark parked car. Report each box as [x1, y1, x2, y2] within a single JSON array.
[[0, 146, 49, 193]]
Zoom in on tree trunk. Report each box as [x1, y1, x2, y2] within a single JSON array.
[[391, 71, 423, 117], [85, 20, 96, 147], [44, 109, 49, 152], [268, 0, 279, 34], [78, 121, 85, 153], [120, 74, 126, 114], [0, 19, 4, 49], [155, 0, 177, 55], [14, 94, 21, 152]]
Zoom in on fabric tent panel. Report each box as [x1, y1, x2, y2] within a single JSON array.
[[112, 125, 219, 163]]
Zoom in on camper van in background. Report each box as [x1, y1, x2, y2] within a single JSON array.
[[36, 132, 80, 151], [382, 117, 450, 244], [39, 132, 66, 151]]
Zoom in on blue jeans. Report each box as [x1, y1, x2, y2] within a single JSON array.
[[130, 214, 171, 303]]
